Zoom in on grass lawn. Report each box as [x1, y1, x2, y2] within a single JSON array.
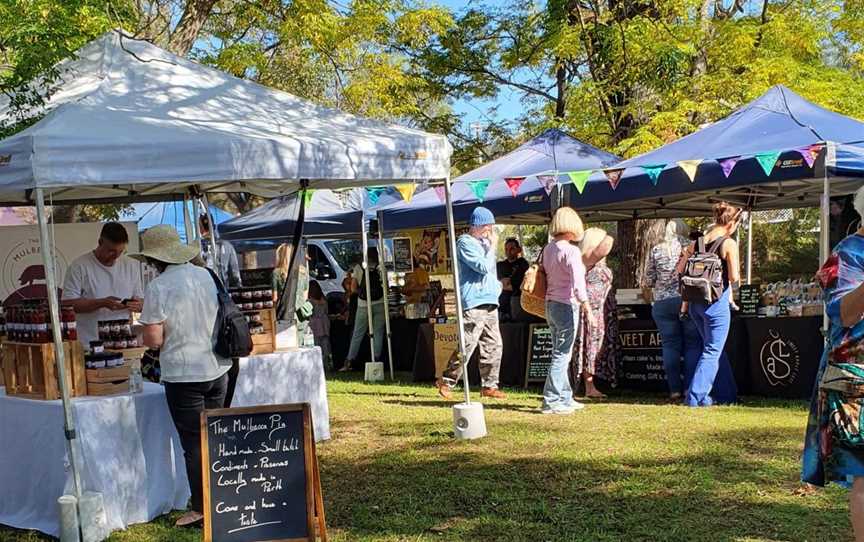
[[0, 374, 852, 542]]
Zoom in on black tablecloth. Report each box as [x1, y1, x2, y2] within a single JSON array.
[[412, 322, 528, 387], [744, 316, 823, 399]]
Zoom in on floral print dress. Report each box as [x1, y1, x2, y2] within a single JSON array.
[[573, 263, 614, 378], [802, 234, 864, 486]]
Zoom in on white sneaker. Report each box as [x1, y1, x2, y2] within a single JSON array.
[[541, 402, 584, 415]]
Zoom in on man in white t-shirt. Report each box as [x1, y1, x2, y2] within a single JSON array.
[[62, 222, 144, 347], [338, 246, 386, 371]]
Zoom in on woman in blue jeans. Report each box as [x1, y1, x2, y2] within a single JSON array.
[[678, 202, 742, 407], [540, 208, 594, 414]]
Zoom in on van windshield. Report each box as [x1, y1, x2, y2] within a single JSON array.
[[324, 240, 362, 271]]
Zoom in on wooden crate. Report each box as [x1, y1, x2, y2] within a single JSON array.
[[2, 341, 86, 400], [87, 380, 130, 396], [250, 308, 276, 356], [86, 364, 130, 384]]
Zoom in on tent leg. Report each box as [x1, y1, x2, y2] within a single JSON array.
[[821, 148, 831, 333], [745, 211, 753, 285], [35, 189, 84, 502], [182, 194, 194, 242], [376, 212, 395, 380], [360, 220, 378, 380], [200, 192, 221, 274]]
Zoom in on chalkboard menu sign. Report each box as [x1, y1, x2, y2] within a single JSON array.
[[618, 321, 667, 392], [739, 285, 760, 317], [201, 404, 327, 542], [392, 237, 413, 273], [240, 268, 275, 288], [524, 324, 552, 385]]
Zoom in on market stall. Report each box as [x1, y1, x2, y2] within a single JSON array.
[[0, 30, 451, 537]]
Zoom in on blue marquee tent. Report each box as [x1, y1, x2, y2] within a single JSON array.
[[379, 129, 619, 231], [130, 201, 233, 242], [567, 86, 864, 220]]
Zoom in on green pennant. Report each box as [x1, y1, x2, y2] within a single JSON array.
[[755, 151, 781, 176], [303, 189, 315, 207], [641, 164, 665, 186], [469, 180, 491, 202], [366, 187, 386, 205], [566, 170, 592, 194]]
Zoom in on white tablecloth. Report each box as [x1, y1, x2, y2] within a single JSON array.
[[0, 346, 329, 537]]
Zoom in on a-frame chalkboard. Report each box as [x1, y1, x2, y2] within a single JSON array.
[[201, 403, 327, 542]]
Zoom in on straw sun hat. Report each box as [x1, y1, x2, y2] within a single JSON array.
[[128, 224, 201, 265]]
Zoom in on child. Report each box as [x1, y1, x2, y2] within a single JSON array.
[[308, 280, 332, 369]]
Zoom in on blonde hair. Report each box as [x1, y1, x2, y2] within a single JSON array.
[[549, 207, 584, 239], [275, 244, 291, 275]]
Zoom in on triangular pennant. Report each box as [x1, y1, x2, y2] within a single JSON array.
[[504, 177, 526, 197], [641, 164, 665, 186], [469, 180, 491, 202], [536, 174, 558, 196], [677, 159, 703, 183], [335, 190, 351, 209], [797, 144, 823, 168], [434, 186, 446, 203], [395, 183, 416, 202], [604, 169, 624, 190], [718, 156, 740, 178], [567, 170, 592, 194], [303, 189, 315, 207], [754, 151, 781, 176], [366, 187, 386, 205]]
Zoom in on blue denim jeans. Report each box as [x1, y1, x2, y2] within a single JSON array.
[[347, 302, 386, 361], [543, 300, 578, 411], [687, 288, 732, 407], [652, 297, 686, 395]]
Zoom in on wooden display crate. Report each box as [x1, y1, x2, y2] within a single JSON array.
[[87, 380, 130, 396], [2, 341, 86, 400], [86, 364, 130, 384], [250, 308, 276, 356]]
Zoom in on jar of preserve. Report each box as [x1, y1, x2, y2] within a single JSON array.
[[110, 320, 122, 338], [254, 301, 264, 310], [120, 320, 132, 338], [62, 307, 78, 342], [264, 300, 274, 308]]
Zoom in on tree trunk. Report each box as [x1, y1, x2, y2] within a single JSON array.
[[169, 0, 219, 56], [50, 205, 79, 223], [615, 218, 666, 288]]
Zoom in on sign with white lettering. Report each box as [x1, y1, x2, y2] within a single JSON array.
[[618, 324, 667, 392], [525, 324, 553, 385], [201, 404, 327, 542]]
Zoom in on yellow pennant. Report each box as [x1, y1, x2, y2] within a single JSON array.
[[678, 159, 703, 183], [395, 183, 416, 202]]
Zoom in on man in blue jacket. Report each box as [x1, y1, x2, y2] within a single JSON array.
[[438, 207, 506, 400]]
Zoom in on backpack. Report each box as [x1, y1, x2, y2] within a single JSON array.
[[206, 268, 253, 358], [680, 236, 728, 304], [357, 266, 384, 302]]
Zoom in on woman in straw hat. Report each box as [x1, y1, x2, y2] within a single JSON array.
[[131, 225, 233, 527]]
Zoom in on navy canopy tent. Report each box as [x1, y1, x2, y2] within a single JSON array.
[[567, 86, 864, 221], [379, 129, 619, 231]]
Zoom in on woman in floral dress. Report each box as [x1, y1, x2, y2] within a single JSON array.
[[802, 187, 864, 541]]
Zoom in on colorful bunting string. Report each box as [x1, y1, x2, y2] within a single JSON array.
[[335, 190, 351, 209], [754, 151, 781, 176], [303, 189, 315, 207], [504, 177, 526, 197], [678, 160, 703, 183], [641, 164, 665, 186], [536, 174, 558, 196], [567, 170, 592, 194], [366, 187, 387, 205], [434, 186, 446, 203], [797, 144, 823, 168], [394, 183, 416, 203], [718, 156, 740, 178], [469, 180, 491, 202], [604, 169, 624, 190]]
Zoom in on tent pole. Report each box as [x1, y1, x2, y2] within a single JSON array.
[[746, 211, 753, 285], [182, 194, 194, 242], [360, 219, 377, 373], [821, 144, 831, 333], [376, 211, 395, 380], [443, 176, 471, 405], [35, 188, 84, 502], [201, 193, 220, 275]]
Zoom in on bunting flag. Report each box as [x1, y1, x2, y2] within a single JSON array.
[[504, 177, 526, 197], [678, 159, 703, 183], [718, 156, 740, 178], [797, 144, 823, 168], [536, 174, 558, 196], [335, 190, 351, 209], [434, 186, 446, 203], [641, 164, 665, 186], [755, 151, 781, 176], [567, 170, 592, 194], [303, 189, 315, 207], [394, 183, 416, 202], [366, 187, 386, 205], [604, 169, 624, 190], [469, 180, 491, 202]]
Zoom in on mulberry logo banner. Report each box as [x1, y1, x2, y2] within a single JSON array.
[[759, 329, 800, 387]]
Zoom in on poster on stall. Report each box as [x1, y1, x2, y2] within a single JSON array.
[[405, 227, 469, 274], [0, 222, 139, 306], [433, 323, 458, 377], [391, 237, 413, 273]]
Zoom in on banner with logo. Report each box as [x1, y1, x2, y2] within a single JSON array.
[[0, 222, 139, 306], [433, 323, 458, 377], [745, 316, 823, 399]]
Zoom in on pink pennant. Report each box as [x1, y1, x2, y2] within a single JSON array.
[[434, 186, 446, 203], [504, 177, 526, 197], [797, 144, 823, 168], [536, 175, 557, 196], [604, 169, 624, 190], [718, 156, 740, 178]]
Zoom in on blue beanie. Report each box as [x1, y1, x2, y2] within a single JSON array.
[[469, 206, 495, 227]]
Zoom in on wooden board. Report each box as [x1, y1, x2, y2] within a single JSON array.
[[249, 309, 277, 355], [2, 341, 86, 399], [86, 364, 130, 384], [86, 380, 129, 396], [201, 403, 327, 542], [524, 324, 552, 386]]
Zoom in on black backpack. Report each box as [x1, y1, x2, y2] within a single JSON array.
[[680, 236, 728, 304], [206, 269, 253, 358], [357, 266, 384, 302]]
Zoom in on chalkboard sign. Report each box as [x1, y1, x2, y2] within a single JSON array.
[[201, 404, 327, 542], [618, 323, 667, 392], [240, 268, 275, 288], [739, 285, 760, 317], [524, 324, 552, 385], [392, 237, 413, 273]]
